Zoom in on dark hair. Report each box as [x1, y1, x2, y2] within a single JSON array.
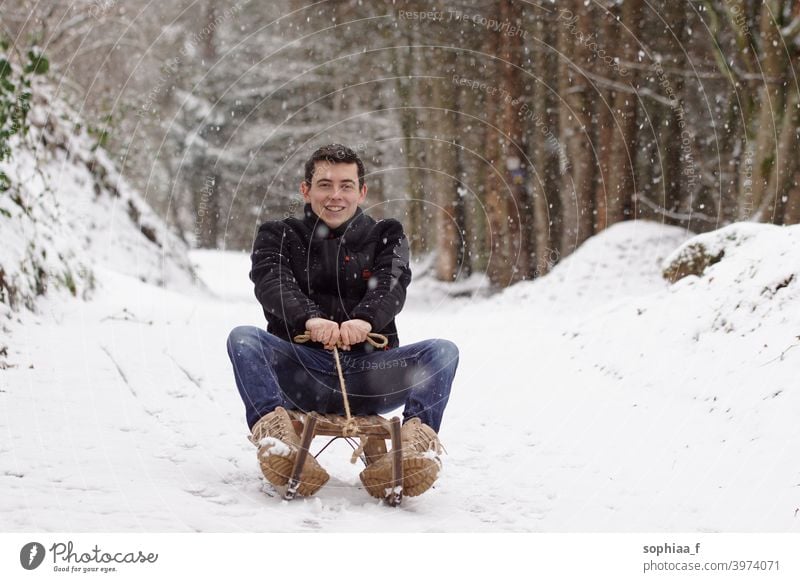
[[303, 144, 366, 189]]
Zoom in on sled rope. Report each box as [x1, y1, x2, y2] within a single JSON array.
[[292, 331, 389, 438], [331, 346, 356, 435]]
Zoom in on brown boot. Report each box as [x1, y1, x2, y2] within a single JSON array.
[[249, 407, 329, 496], [359, 418, 443, 498]]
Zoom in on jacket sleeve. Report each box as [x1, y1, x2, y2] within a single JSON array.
[[350, 219, 412, 331], [250, 221, 325, 333]]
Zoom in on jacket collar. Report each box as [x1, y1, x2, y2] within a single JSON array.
[[303, 203, 366, 240]]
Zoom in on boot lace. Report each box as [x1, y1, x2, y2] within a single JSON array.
[[403, 421, 444, 456], [249, 410, 293, 447]]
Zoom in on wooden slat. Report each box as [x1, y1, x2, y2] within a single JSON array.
[[286, 410, 392, 438]]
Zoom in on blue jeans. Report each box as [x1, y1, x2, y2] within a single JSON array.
[[227, 326, 459, 432]]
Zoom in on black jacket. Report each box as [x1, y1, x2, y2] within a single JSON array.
[[250, 203, 412, 352]]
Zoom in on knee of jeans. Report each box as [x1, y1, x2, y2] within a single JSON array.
[[430, 338, 459, 365], [227, 325, 261, 355]]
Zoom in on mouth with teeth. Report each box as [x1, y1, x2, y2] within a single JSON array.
[[325, 205, 346, 213]]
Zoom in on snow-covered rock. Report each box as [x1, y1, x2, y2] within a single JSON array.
[[662, 223, 799, 335]]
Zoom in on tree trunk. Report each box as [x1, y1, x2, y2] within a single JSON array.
[[483, 23, 510, 287], [498, 0, 531, 283], [393, 27, 425, 255], [748, 0, 788, 220], [558, 0, 596, 254], [605, 0, 642, 226], [194, 2, 221, 249], [661, 3, 689, 225], [433, 51, 460, 282], [531, 8, 562, 274]]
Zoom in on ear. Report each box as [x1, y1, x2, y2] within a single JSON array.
[[358, 183, 367, 203], [300, 180, 311, 202]]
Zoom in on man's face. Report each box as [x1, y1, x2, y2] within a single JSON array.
[[300, 161, 367, 229]]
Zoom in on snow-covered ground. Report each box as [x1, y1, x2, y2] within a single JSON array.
[[2, 219, 799, 532]]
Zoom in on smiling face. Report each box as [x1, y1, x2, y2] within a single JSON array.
[[300, 161, 367, 229]]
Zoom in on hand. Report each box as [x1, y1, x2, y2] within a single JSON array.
[[305, 317, 340, 350], [338, 319, 372, 351]]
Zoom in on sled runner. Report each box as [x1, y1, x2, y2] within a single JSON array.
[[287, 331, 404, 506], [284, 410, 404, 506]]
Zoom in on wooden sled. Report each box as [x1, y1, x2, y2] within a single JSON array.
[[284, 410, 404, 507]]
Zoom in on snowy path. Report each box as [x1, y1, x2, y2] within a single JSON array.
[[2, 222, 799, 532]]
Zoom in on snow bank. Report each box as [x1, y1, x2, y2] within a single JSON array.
[[0, 81, 198, 320], [537, 220, 800, 382], [491, 220, 692, 311], [435, 220, 800, 531]]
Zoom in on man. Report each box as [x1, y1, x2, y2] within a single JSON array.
[[227, 144, 459, 499]]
